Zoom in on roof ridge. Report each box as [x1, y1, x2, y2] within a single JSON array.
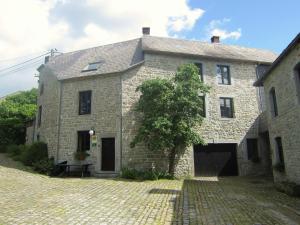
[[52, 37, 142, 59], [142, 35, 277, 54]]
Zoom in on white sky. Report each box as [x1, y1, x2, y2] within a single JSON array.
[[0, 0, 241, 96]]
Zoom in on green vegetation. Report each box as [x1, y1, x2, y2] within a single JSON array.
[[130, 64, 210, 175], [0, 88, 37, 150], [121, 168, 173, 180], [5, 142, 54, 175]]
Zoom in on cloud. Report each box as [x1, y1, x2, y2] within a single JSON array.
[[0, 0, 204, 96], [206, 18, 242, 41]]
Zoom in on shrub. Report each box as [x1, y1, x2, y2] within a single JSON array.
[[275, 181, 300, 197], [19, 142, 48, 166], [0, 145, 6, 153], [121, 168, 141, 179], [32, 157, 54, 175], [273, 162, 285, 173], [6, 144, 20, 156], [121, 168, 173, 180]]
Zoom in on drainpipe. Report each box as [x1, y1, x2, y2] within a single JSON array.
[[119, 75, 123, 172], [56, 81, 63, 162]]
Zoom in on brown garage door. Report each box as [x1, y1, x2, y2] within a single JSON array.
[[194, 143, 238, 176]]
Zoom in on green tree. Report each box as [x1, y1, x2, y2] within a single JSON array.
[[0, 88, 37, 147], [130, 64, 210, 175]]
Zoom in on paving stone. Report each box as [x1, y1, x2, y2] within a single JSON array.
[[0, 154, 300, 224]]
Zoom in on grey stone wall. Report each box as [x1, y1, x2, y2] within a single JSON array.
[[263, 42, 300, 184], [35, 67, 60, 159], [122, 53, 267, 177], [57, 74, 122, 174], [37, 51, 271, 178]]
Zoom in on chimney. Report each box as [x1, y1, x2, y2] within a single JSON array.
[[211, 36, 220, 43], [142, 27, 150, 35], [44, 56, 50, 63]]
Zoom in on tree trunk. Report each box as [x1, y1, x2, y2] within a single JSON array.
[[168, 147, 176, 176]]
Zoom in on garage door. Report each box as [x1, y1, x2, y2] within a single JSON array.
[[194, 143, 238, 176]]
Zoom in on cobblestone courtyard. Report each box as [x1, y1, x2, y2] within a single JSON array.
[[0, 154, 300, 225]]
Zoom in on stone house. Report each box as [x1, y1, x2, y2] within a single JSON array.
[[254, 33, 300, 184], [33, 28, 277, 177]]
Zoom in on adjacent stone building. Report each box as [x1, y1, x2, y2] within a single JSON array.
[[34, 28, 277, 177], [254, 33, 300, 184]]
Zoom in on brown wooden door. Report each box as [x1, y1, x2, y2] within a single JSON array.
[[101, 138, 115, 171]]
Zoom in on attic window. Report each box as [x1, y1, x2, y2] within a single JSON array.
[[82, 62, 101, 72]]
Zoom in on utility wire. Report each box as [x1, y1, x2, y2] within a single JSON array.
[[0, 59, 44, 78], [0, 51, 48, 63], [0, 52, 50, 73]]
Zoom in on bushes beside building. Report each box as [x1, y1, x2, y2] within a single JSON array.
[[121, 168, 173, 180], [5, 142, 54, 175]]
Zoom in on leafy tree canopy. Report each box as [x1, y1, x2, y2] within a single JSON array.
[[131, 64, 210, 175], [0, 88, 37, 146], [0, 88, 37, 123]]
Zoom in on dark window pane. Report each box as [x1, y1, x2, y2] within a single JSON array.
[[82, 62, 101, 72], [247, 138, 258, 160], [194, 63, 203, 82], [275, 137, 284, 165], [78, 131, 90, 151], [220, 97, 234, 118], [38, 106, 42, 127], [270, 88, 278, 117], [79, 91, 92, 115], [217, 65, 231, 85]]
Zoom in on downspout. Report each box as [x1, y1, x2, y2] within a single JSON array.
[[119, 74, 123, 172], [56, 81, 63, 162]]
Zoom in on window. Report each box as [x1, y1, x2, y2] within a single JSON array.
[[38, 106, 42, 127], [247, 138, 259, 160], [217, 65, 231, 85], [40, 83, 44, 95], [79, 91, 92, 115], [220, 97, 234, 118], [275, 137, 284, 166], [82, 62, 101, 72], [194, 63, 203, 82], [199, 95, 206, 117], [269, 88, 278, 117], [77, 131, 90, 151]]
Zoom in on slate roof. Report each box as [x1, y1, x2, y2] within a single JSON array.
[[254, 33, 300, 86], [45, 35, 277, 80], [142, 36, 277, 63], [46, 38, 143, 80]]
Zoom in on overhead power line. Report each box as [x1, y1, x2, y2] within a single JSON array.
[[0, 59, 44, 78], [0, 52, 50, 73], [0, 51, 49, 63]]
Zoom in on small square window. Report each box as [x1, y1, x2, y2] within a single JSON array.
[[82, 62, 101, 72], [217, 65, 231, 85], [79, 91, 92, 115], [220, 97, 234, 118]]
